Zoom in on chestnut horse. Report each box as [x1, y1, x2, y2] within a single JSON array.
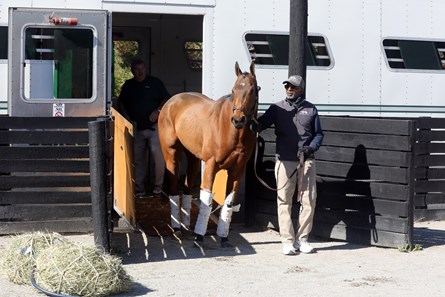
[[158, 61, 258, 248]]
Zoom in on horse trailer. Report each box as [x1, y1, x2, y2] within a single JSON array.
[[0, 0, 445, 117], [1, 1, 445, 247]]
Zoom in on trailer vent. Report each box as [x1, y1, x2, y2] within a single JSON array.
[[383, 38, 445, 70], [244, 33, 332, 68]]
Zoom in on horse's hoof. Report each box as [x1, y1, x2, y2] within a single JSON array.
[[172, 229, 183, 238], [193, 234, 205, 249], [220, 240, 235, 250], [193, 239, 205, 249], [181, 229, 194, 239]]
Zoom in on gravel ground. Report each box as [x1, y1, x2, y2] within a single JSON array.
[[1, 220, 444, 297]]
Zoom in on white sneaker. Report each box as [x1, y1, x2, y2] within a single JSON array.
[[295, 240, 314, 254], [282, 243, 297, 255]]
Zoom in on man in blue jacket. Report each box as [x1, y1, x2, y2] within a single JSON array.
[[257, 75, 324, 255]]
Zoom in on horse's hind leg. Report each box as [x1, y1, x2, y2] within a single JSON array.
[[161, 143, 182, 233], [181, 152, 200, 232]]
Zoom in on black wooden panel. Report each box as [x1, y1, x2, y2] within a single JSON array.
[[314, 209, 409, 233], [254, 213, 279, 230], [0, 146, 89, 159], [0, 204, 92, 220], [316, 146, 411, 167], [317, 177, 410, 201], [0, 160, 90, 172], [251, 176, 410, 202], [414, 209, 445, 221], [323, 131, 411, 151], [0, 175, 90, 189], [425, 193, 445, 204], [415, 154, 445, 167], [0, 130, 89, 145], [311, 221, 409, 248], [414, 194, 426, 208], [316, 160, 409, 184], [422, 168, 445, 179], [416, 130, 445, 142], [0, 191, 91, 204], [0, 219, 93, 234], [320, 116, 412, 135], [416, 117, 445, 129], [415, 167, 427, 179], [0, 117, 101, 129], [416, 180, 445, 192], [316, 195, 409, 217], [415, 142, 445, 154]]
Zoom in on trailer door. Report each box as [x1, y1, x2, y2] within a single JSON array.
[[8, 7, 110, 117]]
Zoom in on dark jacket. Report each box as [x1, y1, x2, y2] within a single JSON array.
[[118, 76, 170, 130], [257, 98, 324, 161]]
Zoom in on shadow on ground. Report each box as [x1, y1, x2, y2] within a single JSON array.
[[413, 226, 445, 248], [111, 225, 258, 264]]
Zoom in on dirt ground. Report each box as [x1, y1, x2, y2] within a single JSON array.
[[1, 220, 445, 297]]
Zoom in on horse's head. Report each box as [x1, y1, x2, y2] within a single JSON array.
[[231, 61, 259, 129]]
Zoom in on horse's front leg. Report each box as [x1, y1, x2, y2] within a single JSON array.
[[193, 160, 218, 248], [216, 167, 245, 248]]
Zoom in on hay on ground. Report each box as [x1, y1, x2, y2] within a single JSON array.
[[0, 232, 68, 285], [34, 241, 133, 297]]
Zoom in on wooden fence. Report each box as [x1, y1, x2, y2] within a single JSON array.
[[246, 116, 416, 248], [415, 117, 445, 221], [0, 116, 112, 235]]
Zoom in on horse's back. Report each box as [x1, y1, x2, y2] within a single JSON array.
[[164, 92, 212, 110], [159, 92, 216, 156]]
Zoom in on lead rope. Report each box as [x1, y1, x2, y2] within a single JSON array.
[[252, 127, 299, 192]]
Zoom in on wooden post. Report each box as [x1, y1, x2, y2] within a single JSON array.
[[289, 0, 308, 82], [407, 120, 417, 250], [89, 119, 110, 252]]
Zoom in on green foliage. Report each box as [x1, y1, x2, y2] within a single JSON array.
[[113, 40, 139, 97], [398, 243, 423, 253]]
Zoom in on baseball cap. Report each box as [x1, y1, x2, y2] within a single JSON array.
[[283, 75, 305, 88]]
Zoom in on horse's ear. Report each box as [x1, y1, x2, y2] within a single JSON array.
[[235, 61, 242, 76], [249, 61, 255, 76]]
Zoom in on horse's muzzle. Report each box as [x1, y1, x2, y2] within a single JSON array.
[[231, 116, 246, 129]]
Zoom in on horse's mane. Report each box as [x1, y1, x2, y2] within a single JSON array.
[[221, 94, 233, 101]]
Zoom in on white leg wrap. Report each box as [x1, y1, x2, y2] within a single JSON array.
[[169, 195, 181, 229], [217, 192, 236, 238], [181, 194, 192, 229], [194, 190, 214, 236]]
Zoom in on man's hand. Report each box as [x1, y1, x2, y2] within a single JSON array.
[[302, 146, 314, 158], [250, 119, 261, 133], [149, 109, 161, 123]]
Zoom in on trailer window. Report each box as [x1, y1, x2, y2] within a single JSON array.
[[113, 40, 139, 97], [0, 26, 7, 59], [24, 27, 94, 99], [244, 33, 332, 68], [383, 38, 445, 70]]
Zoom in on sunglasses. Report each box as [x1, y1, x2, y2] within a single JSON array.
[[284, 84, 301, 90]]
